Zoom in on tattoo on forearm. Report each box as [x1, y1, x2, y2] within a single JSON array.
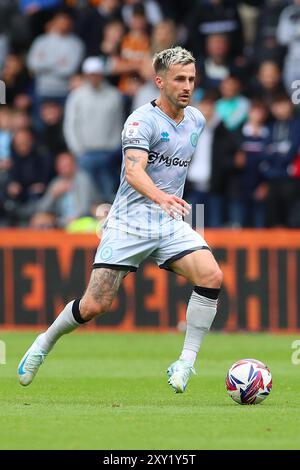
[[88, 268, 125, 304], [127, 155, 141, 167]]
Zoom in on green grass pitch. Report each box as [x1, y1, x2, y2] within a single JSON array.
[[0, 331, 299, 450]]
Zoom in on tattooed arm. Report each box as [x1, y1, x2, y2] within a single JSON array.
[[124, 149, 190, 218], [125, 148, 162, 203]]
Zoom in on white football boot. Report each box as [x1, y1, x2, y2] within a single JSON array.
[[167, 359, 196, 393], [18, 334, 47, 386]]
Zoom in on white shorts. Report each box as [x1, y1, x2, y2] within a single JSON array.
[[93, 220, 210, 273]]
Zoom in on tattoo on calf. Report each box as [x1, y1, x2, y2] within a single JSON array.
[[89, 269, 125, 304]]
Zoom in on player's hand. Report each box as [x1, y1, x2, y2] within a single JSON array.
[[156, 193, 191, 219]]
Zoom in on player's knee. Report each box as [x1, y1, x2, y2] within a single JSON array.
[[212, 267, 223, 288], [80, 297, 111, 320], [197, 266, 223, 288]]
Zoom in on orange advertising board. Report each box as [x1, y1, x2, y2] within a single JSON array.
[[0, 229, 299, 331]]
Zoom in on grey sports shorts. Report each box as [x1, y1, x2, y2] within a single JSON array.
[[93, 220, 210, 273]]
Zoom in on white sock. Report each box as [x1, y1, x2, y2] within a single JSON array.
[[180, 349, 197, 364], [180, 289, 219, 366], [38, 300, 84, 353]]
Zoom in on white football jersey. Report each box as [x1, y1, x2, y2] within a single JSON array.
[[104, 100, 206, 237]]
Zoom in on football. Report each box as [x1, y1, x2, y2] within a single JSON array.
[[226, 359, 272, 405]]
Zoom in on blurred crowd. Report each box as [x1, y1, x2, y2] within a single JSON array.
[[0, 0, 300, 230]]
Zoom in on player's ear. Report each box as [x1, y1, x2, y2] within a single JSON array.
[[155, 75, 163, 90]]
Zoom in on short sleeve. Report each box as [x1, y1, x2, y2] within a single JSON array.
[[122, 117, 153, 153]]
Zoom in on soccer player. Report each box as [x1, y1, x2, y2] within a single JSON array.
[[18, 47, 223, 393]]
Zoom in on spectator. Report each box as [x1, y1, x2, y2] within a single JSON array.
[[121, 0, 163, 27], [130, 19, 176, 110], [75, 0, 121, 56], [197, 33, 246, 90], [100, 19, 125, 59], [0, 0, 30, 55], [186, 0, 244, 58], [36, 100, 66, 161], [0, 54, 32, 106], [27, 11, 84, 105], [252, 0, 287, 66], [277, 0, 300, 92], [100, 18, 125, 55], [0, 1, 298, 230], [20, 0, 63, 40], [248, 60, 285, 105], [13, 95, 33, 117], [237, 100, 270, 227], [0, 107, 12, 223], [31, 151, 100, 228], [63, 57, 123, 202], [216, 75, 250, 131], [150, 19, 177, 54], [102, 13, 149, 100], [118, 4, 151, 98], [10, 110, 32, 132], [158, 0, 194, 25], [99, 19, 126, 86], [131, 64, 157, 111], [260, 92, 300, 226], [68, 73, 84, 92], [5, 128, 51, 225], [185, 91, 239, 227]]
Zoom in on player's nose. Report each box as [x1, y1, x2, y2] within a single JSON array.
[[183, 80, 191, 92]]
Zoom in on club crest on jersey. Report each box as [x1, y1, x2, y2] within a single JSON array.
[[190, 132, 199, 147], [161, 131, 170, 142], [100, 246, 113, 261], [125, 121, 140, 138]]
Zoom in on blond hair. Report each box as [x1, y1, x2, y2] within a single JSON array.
[[153, 46, 195, 73]]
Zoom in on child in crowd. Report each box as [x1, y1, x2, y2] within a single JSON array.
[[216, 75, 249, 132]]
